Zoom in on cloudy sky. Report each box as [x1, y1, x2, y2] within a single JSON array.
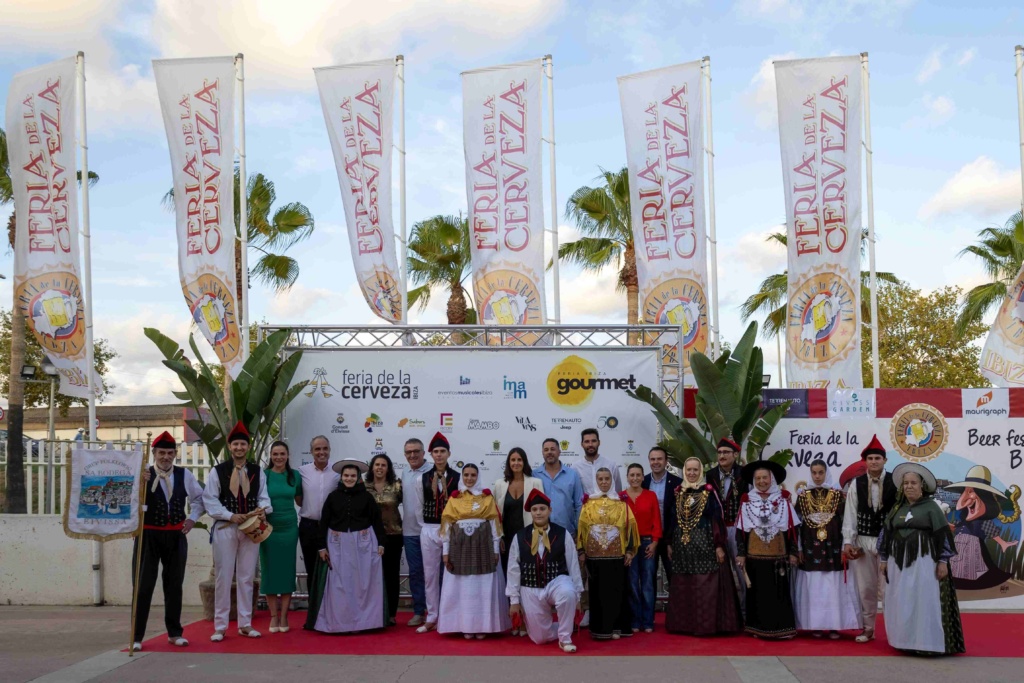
[[0, 0, 1021, 405]]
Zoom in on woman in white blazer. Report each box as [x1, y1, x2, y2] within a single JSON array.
[[493, 447, 544, 577]]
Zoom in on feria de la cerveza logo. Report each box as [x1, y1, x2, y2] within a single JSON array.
[[334, 368, 418, 399], [546, 355, 638, 410]]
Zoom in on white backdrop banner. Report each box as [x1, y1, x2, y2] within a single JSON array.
[[63, 446, 143, 541], [462, 60, 547, 329], [775, 56, 863, 390], [153, 57, 243, 378], [618, 61, 708, 377], [6, 57, 98, 398], [315, 60, 403, 323], [283, 348, 659, 483]]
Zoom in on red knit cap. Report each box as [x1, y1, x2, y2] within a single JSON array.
[[524, 488, 551, 511], [860, 434, 886, 460], [227, 421, 250, 443]]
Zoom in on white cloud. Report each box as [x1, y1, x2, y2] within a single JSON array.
[[746, 53, 797, 130], [957, 48, 976, 67], [560, 269, 624, 321], [725, 227, 787, 276], [737, 0, 914, 27], [916, 47, 945, 83], [918, 156, 1022, 220], [910, 93, 956, 127], [266, 282, 347, 321]]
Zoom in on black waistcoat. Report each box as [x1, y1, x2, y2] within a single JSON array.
[[214, 461, 260, 515], [144, 466, 188, 527], [421, 468, 460, 524], [516, 523, 570, 589], [855, 472, 896, 537]]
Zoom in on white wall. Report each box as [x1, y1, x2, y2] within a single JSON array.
[[0, 515, 212, 606]]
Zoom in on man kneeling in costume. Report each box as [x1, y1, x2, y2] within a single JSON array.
[[506, 489, 583, 653]]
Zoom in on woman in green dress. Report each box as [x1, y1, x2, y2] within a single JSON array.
[[260, 440, 303, 633]]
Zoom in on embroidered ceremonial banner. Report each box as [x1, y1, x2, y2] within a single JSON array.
[[775, 56, 863, 389], [315, 60, 402, 323], [153, 57, 242, 377], [979, 264, 1024, 387], [618, 61, 708, 378], [6, 57, 99, 399], [63, 445, 143, 541], [462, 60, 547, 329]]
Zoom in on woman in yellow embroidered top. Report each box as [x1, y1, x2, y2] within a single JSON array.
[[577, 467, 639, 640], [437, 463, 511, 639]]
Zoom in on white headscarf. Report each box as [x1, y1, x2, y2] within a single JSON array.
[[679, 457, 707, 491], [736, 472, 801, 542], [807, 462, 839, 491], [459, 466, 485, 496], [589, 467, 615, 499]]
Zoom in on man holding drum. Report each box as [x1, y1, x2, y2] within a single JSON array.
[[203, 421, 272, 641]]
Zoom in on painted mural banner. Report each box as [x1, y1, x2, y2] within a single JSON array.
[[282, 348, 660, 484], [63, 445, 144, 541]]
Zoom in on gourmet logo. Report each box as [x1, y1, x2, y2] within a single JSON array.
[[338, 369, 418, 400], [546, 355, 637, 411]]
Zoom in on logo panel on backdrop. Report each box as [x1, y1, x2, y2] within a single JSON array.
[[890, 403, 949, 462], [775, 56, 864, 390], [618, 61, 709, 381]]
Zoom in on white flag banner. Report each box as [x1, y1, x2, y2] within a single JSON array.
[[153, 57, 243, 377], [463, 60, 547, 329], [776, 56, 863, 389], [6, 57, 99, 398], [618, 61, 708, 377], [63, 446, 143, 541], [315, 60, 403, 323], [980, 264, 1024, 386]]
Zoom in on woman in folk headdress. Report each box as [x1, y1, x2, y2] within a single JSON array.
[[306, 459, 387, 634], [879, 462, 965, 655], [736, 460, 801, 639], [664, 457, 742, 636], [792, 460, 862, 638], [577, 467, 640, 640], [438, 463, 511, 638]]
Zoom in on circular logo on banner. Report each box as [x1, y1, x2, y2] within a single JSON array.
[[477, 269, 545, 327], [995, 268, 1024, 348], [642, 277, 708, 370], [890, 403, 949, 462], [786, 268, 858, 367], [547, 355, 599, 411], [18, 271, 86, 357], [182, 273, 241, 366], [363, 269, 403, 322]]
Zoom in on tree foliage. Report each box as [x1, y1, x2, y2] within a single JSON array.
[[863, 281, 988, 388], [407, 214, 476, 324], [0, 309, 116, 415], [955, 211, 1024, 335]]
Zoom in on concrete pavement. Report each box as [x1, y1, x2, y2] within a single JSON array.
[[1, 606, 1019, 683]]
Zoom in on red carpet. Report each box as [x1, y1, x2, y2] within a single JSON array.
[[138, 611, 1023, 657]]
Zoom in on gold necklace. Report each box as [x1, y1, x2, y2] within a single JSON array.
[[676, 489, 709, 544], [799, 488, 840, 541]]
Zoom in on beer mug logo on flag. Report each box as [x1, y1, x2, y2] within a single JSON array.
[[477, 269, 544, 327], [994, 268, 1024, 348], [642, 276, 708, 368], [22, 273, 86, 355], [890, 403, 949, 462], [787, 267, 858, 367], [364, 269, 402, 322], [182, 273, 240, 366]]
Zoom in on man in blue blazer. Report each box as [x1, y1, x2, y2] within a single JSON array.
[[641, 446, 683, 581]]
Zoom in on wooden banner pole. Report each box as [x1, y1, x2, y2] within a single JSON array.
[[128, 442, 150, 656]]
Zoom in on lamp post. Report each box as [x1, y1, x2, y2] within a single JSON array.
[[21, 361, 59, 512]]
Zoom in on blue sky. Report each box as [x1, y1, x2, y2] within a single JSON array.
[[0, 0, 1021, 404]]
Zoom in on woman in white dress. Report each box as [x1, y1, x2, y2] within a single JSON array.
[[792, 460, 862, 637], [438, 463, 511, 639]]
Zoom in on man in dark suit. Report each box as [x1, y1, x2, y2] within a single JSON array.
[[641, 446, 683, 582], [705, 437, 749, 610]]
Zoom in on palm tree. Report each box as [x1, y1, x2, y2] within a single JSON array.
[[163, 170, 315, 297], [1, 128, 97, 513], [560, 167, 638, 323], [740, 229, 899, 338], [955, 211, 1024, 335], [406, 214, 475, 324]]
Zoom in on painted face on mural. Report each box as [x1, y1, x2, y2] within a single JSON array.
[[957, 487, 985, 522]]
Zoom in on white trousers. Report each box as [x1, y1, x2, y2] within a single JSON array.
[[420, 524, 443, 624], [520, 575, 578, 645], [850, 535, 884, 631], [212, 522, 260, 632]]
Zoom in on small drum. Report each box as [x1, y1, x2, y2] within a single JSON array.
[[239, 515, 273, 544]]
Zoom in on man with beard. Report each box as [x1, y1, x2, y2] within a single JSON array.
[[706, 437, 749, 609], [572, 428, 622, 496], [642, 446, 683, 580], [535, 438, 584, 540]]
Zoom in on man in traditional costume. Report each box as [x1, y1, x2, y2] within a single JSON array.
[[736, 459, 801, 639], [203, 421, 272, 641], [706, 437, 749, 607], [665, 457, 742, 636], [132, 431, 206, 651], [792, 460, 862, 637], [417, 431, 460, 633], [438, 463, 510, 638], [507, 489, 583, 653], [879, 462, 966, 655], [841, 435, 896, 643]]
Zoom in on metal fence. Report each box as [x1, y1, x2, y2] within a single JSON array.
[[0, 439, 214, 515]]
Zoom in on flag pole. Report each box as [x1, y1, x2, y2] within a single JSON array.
[[77, 51, 103, 606], [128, 441, 150, 657], [235, 54, 249, 359], [397, 55, 408, 325], [702, 56, 721, 359], [862, 52, 880, 389], [544, 55, 561, 324], [1016, 46, 1024, 219]]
